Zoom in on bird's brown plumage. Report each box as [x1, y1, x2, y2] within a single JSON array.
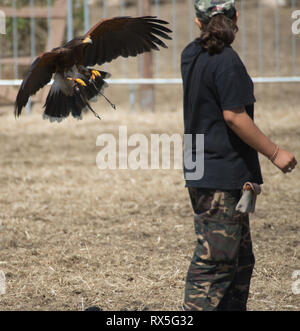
[[15, 52, 58, 115], [83, 16, 172, 67], [15, 16, 172, 121]]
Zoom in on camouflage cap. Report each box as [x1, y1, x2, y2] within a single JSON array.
[[195, 0, 236, 23]]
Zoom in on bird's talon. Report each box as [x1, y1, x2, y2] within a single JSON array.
[[75, 78, 87, 87], [91, 70, 101, 81], [68, 77, 87, 87]]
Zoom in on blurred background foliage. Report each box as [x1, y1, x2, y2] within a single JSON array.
[[0, 0, 84, 57]]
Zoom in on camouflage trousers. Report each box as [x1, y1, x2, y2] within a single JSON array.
[[184, 188, 255, 311]]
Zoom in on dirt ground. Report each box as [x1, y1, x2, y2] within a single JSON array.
[[0, 83, 300, 311], [0, 0, 299, 311]]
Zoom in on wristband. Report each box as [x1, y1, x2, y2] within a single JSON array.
[[269, 145, 279, 162]]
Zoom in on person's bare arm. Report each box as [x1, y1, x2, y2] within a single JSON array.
[[223, 108, 297, 173]]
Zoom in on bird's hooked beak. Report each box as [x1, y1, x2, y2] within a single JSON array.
[[83, 36, 93, 44]]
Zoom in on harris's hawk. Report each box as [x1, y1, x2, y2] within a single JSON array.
[[15, 16, 172, 122]]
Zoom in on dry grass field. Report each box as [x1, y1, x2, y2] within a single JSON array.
[[0, 0, 299, 311], [0, 86, 299, 311]]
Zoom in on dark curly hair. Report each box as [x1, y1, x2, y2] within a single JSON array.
[[199, 12, 238, 55]]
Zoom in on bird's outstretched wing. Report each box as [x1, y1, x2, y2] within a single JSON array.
[[83, 16, 172, 67], [15, 51, 60, 117]]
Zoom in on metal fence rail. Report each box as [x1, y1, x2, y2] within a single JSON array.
[[0, 0, 300, 111]]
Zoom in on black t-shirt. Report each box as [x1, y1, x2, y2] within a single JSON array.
[[181, 40, 263, 190]]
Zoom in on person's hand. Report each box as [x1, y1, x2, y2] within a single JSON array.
[[272, 148, 297, 174]]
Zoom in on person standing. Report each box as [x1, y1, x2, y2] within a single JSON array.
[[181, 0, 297, 311]]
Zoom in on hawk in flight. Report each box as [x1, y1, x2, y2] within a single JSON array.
[[15, 16, 172, 122]]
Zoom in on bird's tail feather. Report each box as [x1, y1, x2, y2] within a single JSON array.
[[43, 70, 110, 123], [43, 88, 71, 123]]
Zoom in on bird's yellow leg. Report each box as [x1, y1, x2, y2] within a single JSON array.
[[91, 70, 101, 81], [67, 77, 87, 87]]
